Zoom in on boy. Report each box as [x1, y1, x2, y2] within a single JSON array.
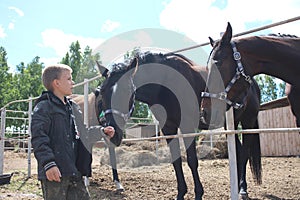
[[31, 64, 115, 199]]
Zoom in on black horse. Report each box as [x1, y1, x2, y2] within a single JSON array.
[[95, 52, 262, 199]]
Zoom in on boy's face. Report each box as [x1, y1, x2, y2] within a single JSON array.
[[54, 70, 74, 96]]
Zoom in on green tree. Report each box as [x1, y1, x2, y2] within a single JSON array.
[[61, 52, 70, 66], [0, 47, 13, 108], [61, 41, 82, 81], [1, 56, 44, 130], [255, 75, 285, 103], [69, 41, 82, 81], [73, 46, 101, 94], [278, 82, 286, 97], [61, 42, 103, 94], [14, 57, 44, 99], [131, 101, 151, 123]]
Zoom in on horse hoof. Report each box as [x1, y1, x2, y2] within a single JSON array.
[[239, 193, 249, 200], [114, 180, 124, 192], [239, 188, 249, 200]]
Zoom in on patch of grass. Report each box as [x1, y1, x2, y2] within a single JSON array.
[[0, 170, 43, 199]]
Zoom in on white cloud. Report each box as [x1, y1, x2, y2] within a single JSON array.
[[100, 20, 120, 32], [160, 0, 300, 44], [93, 30, 155, 66], [39, 29, 105, 64], [8, 6, 24, 17], [39, 57, 61, 67], [0, 25, 7, 38], [8, 22, 14, 30]]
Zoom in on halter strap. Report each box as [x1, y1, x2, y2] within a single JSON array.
[[104, 101, 135, 122], [231, 42, 252, 85], [103, 78, 136, 122], [201, 41, 252, 109]]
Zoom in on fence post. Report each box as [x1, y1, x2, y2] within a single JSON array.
[[153, 115, 159, 162], [226, 107, 239, 200], [83, 79, 90, 187], [27, 97, 33, 178], [0, 108, 6, 175], [84, 78, 89, 127]]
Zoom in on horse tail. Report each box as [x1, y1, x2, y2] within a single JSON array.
[[244, 120, 262, 185]]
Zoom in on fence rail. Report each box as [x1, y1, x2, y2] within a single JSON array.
[[116, 127, 300, 143]]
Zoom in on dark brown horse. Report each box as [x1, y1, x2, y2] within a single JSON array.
[[201, 22, 300, 128], [96, 52, 262, 199]]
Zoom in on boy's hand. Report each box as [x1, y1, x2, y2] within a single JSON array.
[[46, 166, 61, 182], [103, 126, 115, 138]]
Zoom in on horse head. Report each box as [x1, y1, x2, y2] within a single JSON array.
[[200, 22, 253, 127], [95, 59, 138, 146]]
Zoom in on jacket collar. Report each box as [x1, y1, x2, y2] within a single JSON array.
[[35, 91, 72, 107]]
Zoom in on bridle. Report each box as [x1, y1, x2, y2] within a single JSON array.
[[99, 78, 136, 123], [201, 41, 253, 109]]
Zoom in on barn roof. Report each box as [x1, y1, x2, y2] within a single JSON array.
[[260, 96, 289, 111]]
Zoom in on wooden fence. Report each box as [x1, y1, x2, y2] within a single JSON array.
[[258, 97, 300, 156]]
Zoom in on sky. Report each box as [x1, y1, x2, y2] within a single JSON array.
[[1, 0, 300, 72]]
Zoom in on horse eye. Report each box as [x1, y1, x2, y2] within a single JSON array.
[[213, 59, 222, 67]]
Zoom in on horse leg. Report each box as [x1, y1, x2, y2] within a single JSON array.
[[239, 120, 262, 199], [287, 85, 300, 128], [235, 134, 248, 197], [232, 120, 249, 198], [183, 137, 204, 200], [166, 136, 187, 200], [108, 146, 124, 192]]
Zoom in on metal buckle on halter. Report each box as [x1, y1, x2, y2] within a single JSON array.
[[245, 75, 252, 83], [233, 102, 243, 109], [219, 92, 227, 100], [233, 52, 241, 61]]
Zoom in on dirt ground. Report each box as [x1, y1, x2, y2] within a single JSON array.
[[0, 141, 299, 200]]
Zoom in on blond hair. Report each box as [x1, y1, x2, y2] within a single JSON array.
[[42, 64, 73, 91]]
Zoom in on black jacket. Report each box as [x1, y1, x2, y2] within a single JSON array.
[[31, 91, 102, 180]]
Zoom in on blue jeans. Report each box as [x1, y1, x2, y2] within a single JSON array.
[[41, 176, 90, 200]]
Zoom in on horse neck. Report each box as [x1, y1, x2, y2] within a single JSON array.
[[133, 58, 207, 106], [238, 36, 300, 86], [134, 84, 161, 105]]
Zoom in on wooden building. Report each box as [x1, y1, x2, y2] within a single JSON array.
[[258, 97, 300, 156]]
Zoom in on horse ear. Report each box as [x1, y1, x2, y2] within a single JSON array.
[[129, 57, 139, 77], [220, 22, 232, 46], [96, 61, 109, 78], [208, 37, 215, 47]]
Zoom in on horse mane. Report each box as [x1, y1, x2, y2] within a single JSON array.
[[110, 63, 128, 74], [233, 33, 299, 44], [168, 53, 207, 73], [267, 33, 298, 38], [106, 51, 206, 79], [137, 51, 198, 67], [167, 53, 197, 66]]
